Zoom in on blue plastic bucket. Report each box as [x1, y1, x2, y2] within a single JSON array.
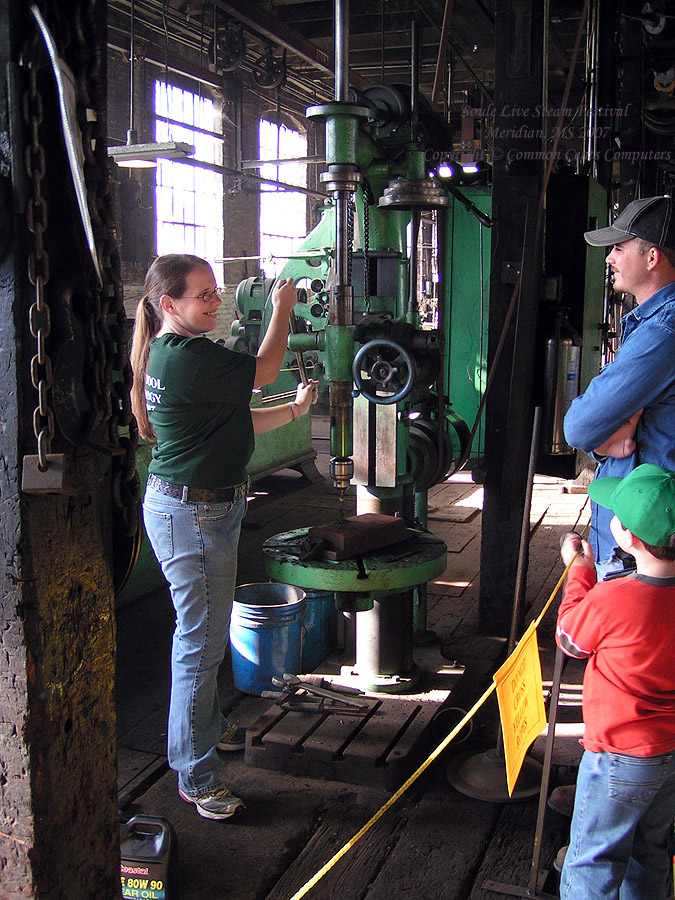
[[230, 583, 306, 695], [301, 590, 337, 672]]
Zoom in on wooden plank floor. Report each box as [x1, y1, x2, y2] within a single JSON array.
[[115, 418, 590, 900]]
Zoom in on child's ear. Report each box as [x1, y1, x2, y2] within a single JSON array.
[[623, 528, 642, 551]]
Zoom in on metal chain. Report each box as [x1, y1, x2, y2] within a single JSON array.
[[363, 198, 371, 314], [347, 197, 355, 286], [23, 56, 53, 472], [75, 0, 140, 536], [21, 0, 139, 534]]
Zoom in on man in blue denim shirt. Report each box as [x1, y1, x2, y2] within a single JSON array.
[[564, 195, 675, 579]]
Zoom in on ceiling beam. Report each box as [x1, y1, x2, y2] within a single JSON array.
[[212, 0, 369, 87]]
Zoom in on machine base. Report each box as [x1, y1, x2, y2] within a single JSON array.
[[339, 662, 423, 694], [245, 681, 446, 789], [446, 748, 542, 802]]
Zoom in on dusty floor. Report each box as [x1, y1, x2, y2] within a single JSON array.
[[115, 420, 590, 900]]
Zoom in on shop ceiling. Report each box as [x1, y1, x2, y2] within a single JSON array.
[[107, 1, 675, 186], [106, 0, 590, 117]]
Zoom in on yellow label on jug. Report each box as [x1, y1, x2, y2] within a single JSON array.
[[121, 864, 166, 899]]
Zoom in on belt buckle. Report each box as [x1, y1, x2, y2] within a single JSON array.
[[238, 477, 251, 500], [181, 485, 190, 502]]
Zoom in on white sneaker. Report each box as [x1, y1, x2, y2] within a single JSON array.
[[179, 786, 246, 820]]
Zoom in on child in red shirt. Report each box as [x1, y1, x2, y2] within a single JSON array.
[[556, 464, 675, 900]]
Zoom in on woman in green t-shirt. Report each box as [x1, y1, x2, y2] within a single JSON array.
[[130, 254, 316, 820]]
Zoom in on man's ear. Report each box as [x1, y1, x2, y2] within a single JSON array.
[[647, 246, 661, 270]]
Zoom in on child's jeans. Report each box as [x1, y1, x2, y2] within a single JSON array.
[[561, 748, 675, 900]]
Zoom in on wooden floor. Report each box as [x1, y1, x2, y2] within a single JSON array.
[[115, 419, 591, 900]]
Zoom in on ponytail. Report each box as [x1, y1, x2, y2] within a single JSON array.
[[130, 295, 160, 440], [130, 253, 211, 441]]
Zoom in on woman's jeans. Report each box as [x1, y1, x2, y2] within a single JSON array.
[[143, 486, 246, 798], [561, 748, 675, 900]]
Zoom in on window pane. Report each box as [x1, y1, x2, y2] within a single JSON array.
[[259, 119, 307, 277], [154, 81, 224, 283]]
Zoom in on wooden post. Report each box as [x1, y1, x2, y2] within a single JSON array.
[[479, 0, 544, 636], [0, 2, 122, 896]]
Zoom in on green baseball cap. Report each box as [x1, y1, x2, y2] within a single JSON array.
[[588, 463, 675, 546]]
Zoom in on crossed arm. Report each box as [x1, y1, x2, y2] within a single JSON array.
[[593, 408, 643, 458]]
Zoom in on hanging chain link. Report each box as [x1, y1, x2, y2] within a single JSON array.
[[76, 0, 140, 536], [363, 198, 371, 314], [23, 53, 54, 472], [21, 1, 139, 533], [347, 197, 355, 287]]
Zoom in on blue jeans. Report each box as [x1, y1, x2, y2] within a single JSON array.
[[596, 548, 636, 583], [561, 748, 675, 900], [143, 486, 247, 798]]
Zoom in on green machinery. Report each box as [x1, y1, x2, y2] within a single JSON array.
[[119, 19, 495, 695], [231, 13, 494, 690]]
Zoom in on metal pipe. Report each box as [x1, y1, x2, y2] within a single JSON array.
[[492, 405, 543, 764], [410, 17, 419, 144], [507, 406, 542, 654], [542, 0, 550, 183], [179, 157, 326, 199], [335, 0, 349, 102], [431, 0, 454, 106], [433, 210, 448, 484], [328, 0, 355, 493], [408, 210, 420, 321], [241, 155, 326, 168], [408, 18, 420, 321], [527, 642, 565, 893], [289, 311, 309, 385], [128, 0, 136, 137], [336, 194, 350, 291], [331, 0, 353, 320], [585, 0, 599, 177]]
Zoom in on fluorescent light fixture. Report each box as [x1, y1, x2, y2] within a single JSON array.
[[437, 164, 454, 178], [108, 130, 194, 168], [462, 164, 479, 174], [113, 2, 196, 169]]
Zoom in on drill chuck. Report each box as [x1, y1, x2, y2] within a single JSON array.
[[329, 456, 354, 491]]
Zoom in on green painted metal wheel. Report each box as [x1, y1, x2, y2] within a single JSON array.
[[263, 528, 446, 594]]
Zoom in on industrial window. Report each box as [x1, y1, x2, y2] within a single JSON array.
[[259, 118, 307, 277], [154, 82, 224, 283]]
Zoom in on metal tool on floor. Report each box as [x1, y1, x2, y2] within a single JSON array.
[[262, 673, 371, 714]]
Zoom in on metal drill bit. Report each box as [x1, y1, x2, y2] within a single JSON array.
[[338, 488, 346, 522]]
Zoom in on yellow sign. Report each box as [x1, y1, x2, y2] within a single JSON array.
[[494, 620, 547, 795]]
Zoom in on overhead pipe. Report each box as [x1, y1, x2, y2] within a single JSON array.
[[585, 0, 600, 177], [408, 18, 421, 322], [317, 0, 359, 495], [335, 0, 350, 103]]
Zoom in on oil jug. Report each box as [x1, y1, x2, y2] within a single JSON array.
[[120, 815, 178, 900]]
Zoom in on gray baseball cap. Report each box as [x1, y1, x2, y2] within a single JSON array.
[[584, 195, 675, 249]]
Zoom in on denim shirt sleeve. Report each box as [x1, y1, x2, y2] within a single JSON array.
[[563, 310, 675, 454]]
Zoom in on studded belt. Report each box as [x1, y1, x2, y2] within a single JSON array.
[[147, 473, 249, 503]]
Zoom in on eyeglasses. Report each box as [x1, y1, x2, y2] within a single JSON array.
[[176, 287, 223, 303]]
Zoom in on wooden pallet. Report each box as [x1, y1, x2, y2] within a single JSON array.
[[245, 693, 443, 789]]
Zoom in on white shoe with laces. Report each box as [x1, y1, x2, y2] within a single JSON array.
[[178, 786, 246, 820]]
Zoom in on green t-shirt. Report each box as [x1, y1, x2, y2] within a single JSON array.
[[146, 334, 256, 488]]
